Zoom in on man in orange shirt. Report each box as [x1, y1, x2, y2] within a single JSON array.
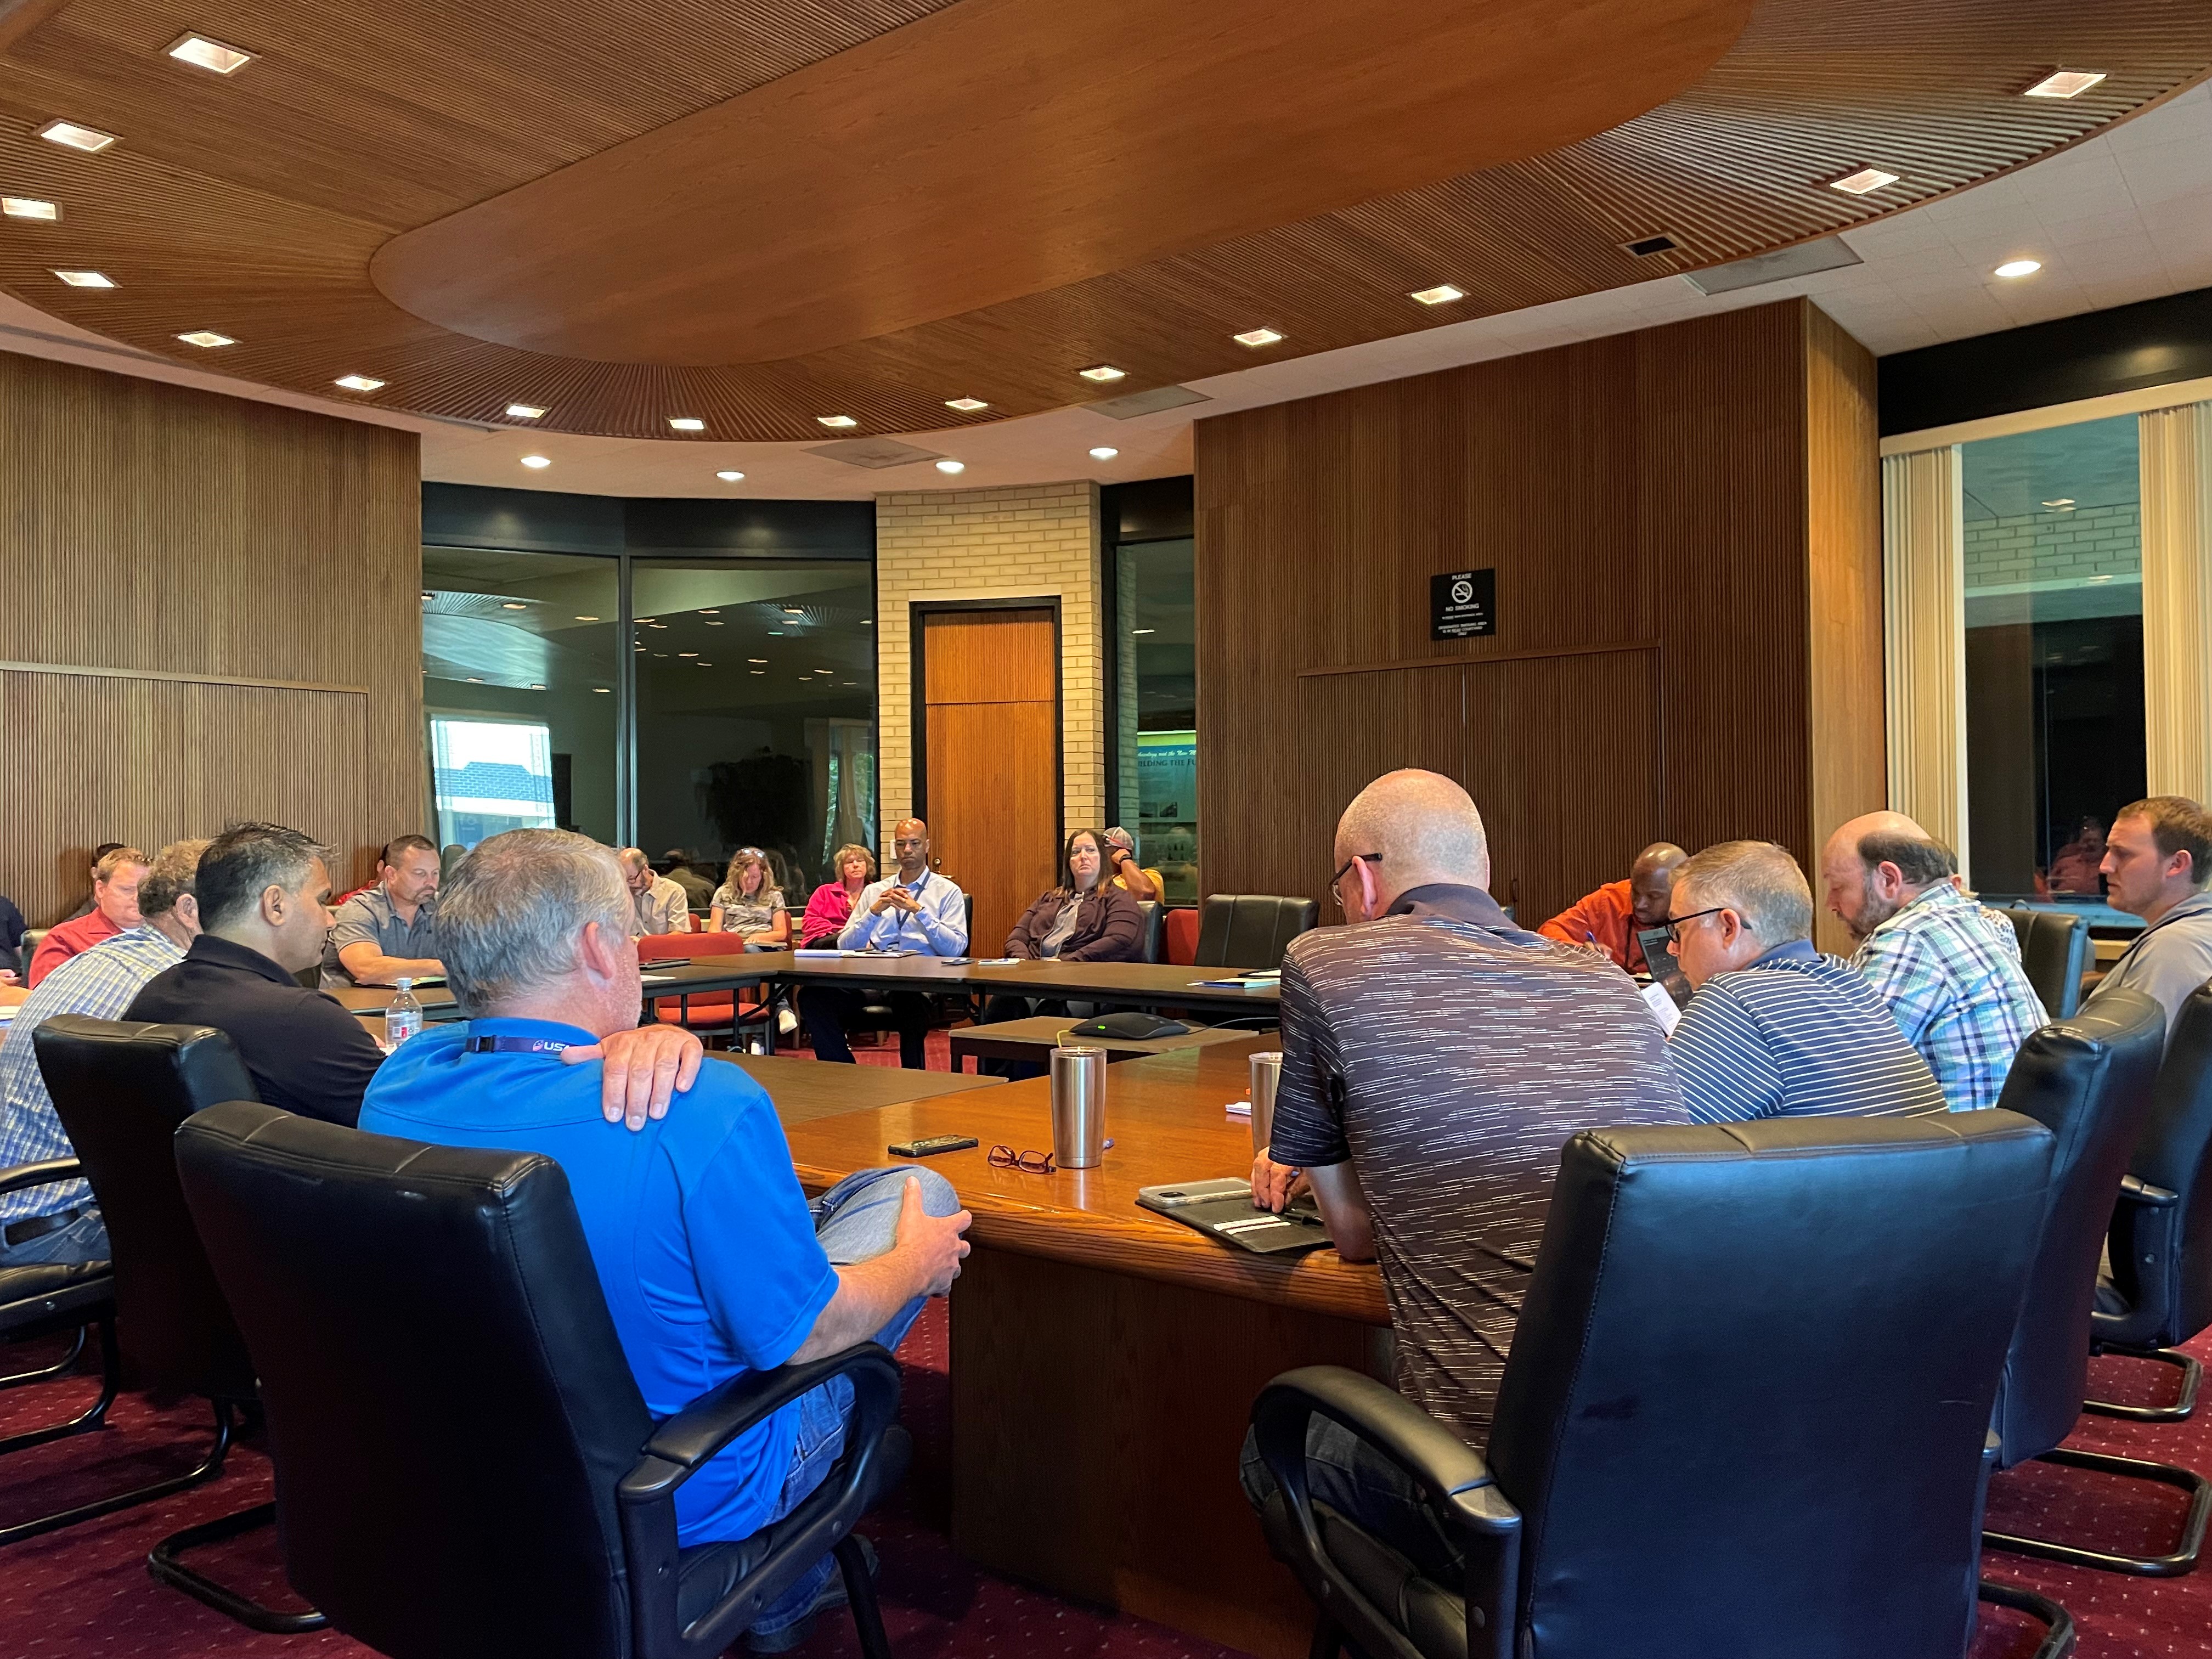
[[28, 845, 149, 986], [1538, 842, 1686, 974]]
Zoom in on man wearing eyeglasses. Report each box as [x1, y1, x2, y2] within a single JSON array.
[[1665, 840, 1947, 1124], [804, 819, 970, 1069], [1239, 769, 1685, 1580]]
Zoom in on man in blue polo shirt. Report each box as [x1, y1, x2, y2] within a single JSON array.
[[362, 829, 971, 1654], [1666, 839, 1948, 1122]]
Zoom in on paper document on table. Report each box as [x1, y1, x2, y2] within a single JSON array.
[[794, 948, 916, 958], [1641, 979, 1682, 1036], [1188, 977, 1275, 990]]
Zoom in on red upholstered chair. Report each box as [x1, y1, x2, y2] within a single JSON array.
[[1164, 906, 1200, 967], [639, 932, 769, 1045]]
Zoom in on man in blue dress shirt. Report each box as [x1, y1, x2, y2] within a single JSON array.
[[362, 829, 970, 1652], [803, 817, 969, 1069]]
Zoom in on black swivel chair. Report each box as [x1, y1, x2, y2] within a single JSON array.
[[1252, 1110, 2059, 1659], [2089, 983, 2212, 1421], [0, 1156, 119, 1528], [1194, 894, 1318, 972], [2004, 907, 2091, 1019], [1979, 990, 2212, 1578], [18, 928, 46, 983], [29, 1014, 325, 1628], [1135, 900, 1165, 966], [173, 1101, 906, 1659]]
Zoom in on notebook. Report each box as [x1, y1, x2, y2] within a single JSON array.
[[1136, 1177, 1334, 1255]]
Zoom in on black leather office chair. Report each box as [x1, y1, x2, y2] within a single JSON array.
[[1979, 990, 2212, 1578], [1252, 1110, 2059, 1659], [0, 1155, 118, 1519], [173, 1100, 906, 1659], [2090, 982, 2212, 1421], [29, 1014, 324, 1628], [2004, 907, 2091, 1019], [1136, 900, 1165, 966], [18, 928, 45, 983], [1194, 894, 1318, 971]]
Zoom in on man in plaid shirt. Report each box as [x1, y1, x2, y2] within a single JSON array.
[[1820, 812, 2046, 1112]]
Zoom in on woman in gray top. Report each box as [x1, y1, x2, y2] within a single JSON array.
[[707, 848, 791, 947]]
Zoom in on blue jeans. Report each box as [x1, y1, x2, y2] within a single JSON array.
[[0, 1205, 108, 1270], [749, 1165, 957, 1635], [1239, 1416, 1468, 1584]]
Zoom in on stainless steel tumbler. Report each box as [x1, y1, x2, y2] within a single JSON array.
[[1049, 1043, 1108, 1168], [1249, 1050, 1284, 1156]]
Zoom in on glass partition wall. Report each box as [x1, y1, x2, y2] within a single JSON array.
[[1111, 537, 1199, 902]]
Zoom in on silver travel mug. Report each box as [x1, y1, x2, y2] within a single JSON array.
[[1249, 1051, 1283, 1156], [1049, 1044, 1108, 1169]]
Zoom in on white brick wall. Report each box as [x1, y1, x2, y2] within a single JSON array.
[[874, 481, 1104, 842], [1965, 503, 2141, 589]]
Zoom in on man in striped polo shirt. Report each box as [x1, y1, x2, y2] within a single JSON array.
[[1666, 840, 1948, 1123]]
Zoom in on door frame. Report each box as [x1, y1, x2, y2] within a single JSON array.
[[909, 597, 1066, 854]]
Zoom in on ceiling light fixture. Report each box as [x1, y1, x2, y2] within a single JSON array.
[[698, 608, 719, 614], [705, 620, 724, 627], [52, 269, 114, 287], [817, 415, 858, 429], [1131, 628, 1156, 635], [420, 591, 432, 601], [465, 676, 484, 684], [1995, 258, 2043, 279], [500, 601, 528, 610], [1079, 364, 1126, 382], [575, 614, 599, 621], [935, 459, 964, 475], [2025, 70, 2106, 99], [748, 658, 767, 664], [716, 470, 744, 481], [505, 403, 546, 420], [1829, 167, 1900, 195], [176, 330, 234, 347], [2042, 498, 2075, 509], [1409, 284, 1465, 305], [668, 416, 704, 432], [782, 607, 804, 614], [1089, 447, 1118, 460], [334, 374, 384, 391], [2, 197, 59, 221], [750, 669, 765, 675], [1233, 327, 1284, 347], [40, 121, 117, 154], [592, 686, 610, 693], [861, 619, 872, 625], [530, 683, 545, 690], [946, 397, 989, 412], [768, 629, 785, 636], [166, 33, 253, 74], [520, 455, 551, 469], [679, 652, 698, 658]]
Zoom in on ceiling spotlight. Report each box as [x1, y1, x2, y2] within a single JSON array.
[[861, 618, 872, 625], [748, 658, 767, 664], [2, 197, 59, 221], [935, 459, 965, 475], [678, 652, 698, 658], [529, 683, 545, 691], [698, 608, 719, 614], [705, 620, 724, 627], [716, 470, 744, 481], [500, 601, 529, 610], [782, 607, 804, 614], [1409, 284, 1465, 305], [647, 622, 667, 630], [768, 629, 785, 636], [52, 269, 114, 287], [592, 686, 610, 693], [166, 33, 253, 74], [335, 374, 385, 392], [575, 614, 599, 621], [697, 662, 712, 667], [176, 330, 234, 347], [1995, 258, 2043, 279], [520, 454, 551, 469], [465, 676, 484, 684], [750, 669, 765, 676], [2042, 498, 2076, 509], [505, 403, 546, 420], [946, 397, 989, 412], [1131, 628, 1156, 635], [1079, 364, 1126, 382], [668, 416, 704, 432], [2025, 70, 2106, 99], [40, 121, 117, 154], [1233, 327, 1284, 347], [420, 591, 432, 601], [1089, 446, 1119, 461], [817, 415, 858, 428], [1829, 167, 1900, 195]]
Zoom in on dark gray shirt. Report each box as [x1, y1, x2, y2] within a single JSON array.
[[1268, 883, 1687, 1441], [2089, 889, 2212, 1052], [320, 885, 440, 991]]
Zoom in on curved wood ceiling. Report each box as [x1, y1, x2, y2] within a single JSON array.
[[0, 0, 2208, 443]]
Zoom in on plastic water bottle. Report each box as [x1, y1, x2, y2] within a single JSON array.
[[386, 977, 424, 1048]]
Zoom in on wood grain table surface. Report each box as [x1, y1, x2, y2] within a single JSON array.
[[945, 1013, 1272, 1070]]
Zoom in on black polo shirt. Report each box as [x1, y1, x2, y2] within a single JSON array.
[[125, 934, 381, 1126]]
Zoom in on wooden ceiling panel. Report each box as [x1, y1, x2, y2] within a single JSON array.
[[0, 0, 2205, 441]]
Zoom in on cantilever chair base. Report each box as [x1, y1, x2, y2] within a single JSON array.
[[0, 1324, 88, 1391], [0, 1385, 232, 1549], [2084, 1347, 2203, 1424], [148, 1494, 329, 1634], [1979, 1578, 2077, 1659], [1985, 1446, 2212, 1576]]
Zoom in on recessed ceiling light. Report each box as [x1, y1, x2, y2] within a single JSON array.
[[1995, 258, 2043, 279], [1409, 284, 1465, 306], [698, 609, 719, 614], [768, 629, 785, 636], [2025, 70, 2106, 99], [652, 652, 668, 658], [636, 617, 656, 623], [52, 269, 114, 288], [529, 683, 545, 690], [668, 417, 704, 432], [678, 651, 698, 658], [464, 676, 484, 684], [783, 607, 804, 614], [935, 459, 965, 474], [176, 329, 234, 347], [697, 662, 712, 667], [1131, 628, 1156, 635], [420, 591, 432, 601], [705, 620, 723, 627], [505, 403, 546, 420], [2, 197, 59, 221], [335, 374, 384, 392], [842, 681, 856, 686], [817, 415, 858, 428], [946, 397, 989, 412], [648, 622, 667, 630], [715, 470, 744, 481], [1079, 364, 1126, 382], [500, 601, 529, 610], [166, 33, 253, 74], [748, 658, 767, 664], [861, 618, 872, 625], [2042, 498, 2075, 509], [1233, 328, 1284, 347], [575, 614, 599, 621], [40, 121, 117, 154], [1829, 167, 1900, 196], [1089, 447, 1119, 461], [520, 455, 551, 469], [592, 686, 610, 693]]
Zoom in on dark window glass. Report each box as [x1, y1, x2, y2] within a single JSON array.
[[1114, 537, 1198, 902]]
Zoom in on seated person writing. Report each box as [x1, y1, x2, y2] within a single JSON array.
[[360, 830, 972, 1652], [800, 844, 877, 947], [1536, 841, 1685, 973], [802, 820, 968, 1070], [708, 848, 791, 948]]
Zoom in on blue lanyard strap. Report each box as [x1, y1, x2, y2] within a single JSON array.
[[464, 1035, 572, 1055]]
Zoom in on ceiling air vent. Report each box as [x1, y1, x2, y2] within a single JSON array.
[[806, 438, 944, 470], [1622, 234, 1679, 257], [1086, 384, 1214, 420], [1681, 236, 1863, 295]]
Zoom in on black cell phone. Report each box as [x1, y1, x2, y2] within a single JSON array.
[[889, 1135, 979, 1158]]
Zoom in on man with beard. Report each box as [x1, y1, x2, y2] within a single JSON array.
[[1818, 810, 2045, 1111]]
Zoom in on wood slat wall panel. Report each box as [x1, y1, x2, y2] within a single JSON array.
[[0, 352, 421, 922], [1195, 297, 1880, 929]]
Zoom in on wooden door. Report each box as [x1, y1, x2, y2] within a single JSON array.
[[921, 609, 1059, 955]]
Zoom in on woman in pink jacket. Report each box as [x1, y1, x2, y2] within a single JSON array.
[[800, 844, 877, 946]]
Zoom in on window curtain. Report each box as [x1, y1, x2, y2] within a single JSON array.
[[2140, 402, 2212, 804], [1881, 445, 1970, 879]]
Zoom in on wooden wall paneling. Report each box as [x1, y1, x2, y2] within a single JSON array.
[[0, 352, 422, 921], [925, 701, 1057, 953], [922, 610, 1056, 704]]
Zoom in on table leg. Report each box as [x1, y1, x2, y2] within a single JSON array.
[[949, 1244, 1378, 1659]]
